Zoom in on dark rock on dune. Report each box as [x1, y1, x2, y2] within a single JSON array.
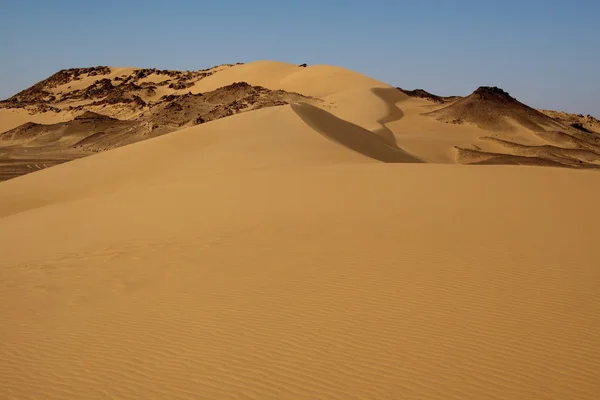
[[82, 79, 114, 99], [75, 111, 117, 120], [572, 123, 592, 133], [397, 88, 460, 104]]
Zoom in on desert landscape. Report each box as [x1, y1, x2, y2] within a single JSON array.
[[1, 60, 599, 399]]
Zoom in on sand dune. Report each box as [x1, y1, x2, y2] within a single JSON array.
[[1, 60, 600, 399], [1, 61, 418, 180], [0, 108, 67, 133], [0, 79, 316, 180], [454, 146, 584, 168], [0, 105, 377, 218], [1, 159, 599, 399], [190, 61, 407, 136], [190, 61, 389, 98], [3, 61, 599, 173]]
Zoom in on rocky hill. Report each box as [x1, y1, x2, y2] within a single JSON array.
[[423, 86, 568, 132]]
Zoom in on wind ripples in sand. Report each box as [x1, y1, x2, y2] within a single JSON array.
[[1, 191, 599, 399]]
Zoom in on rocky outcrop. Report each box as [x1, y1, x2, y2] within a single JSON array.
[[424, 86, 566, 132], [397, 88, 460, 104], [4, 67, 111, 106]]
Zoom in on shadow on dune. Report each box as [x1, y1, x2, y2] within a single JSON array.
[[291, 102, 423, 163], [371, 87, 408, 145]]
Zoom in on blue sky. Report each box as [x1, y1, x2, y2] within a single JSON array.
[[1, 0, 598, 116]]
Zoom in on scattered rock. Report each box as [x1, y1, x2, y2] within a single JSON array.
[[0, 65, 321, 180], [169, 81, 194, 90]]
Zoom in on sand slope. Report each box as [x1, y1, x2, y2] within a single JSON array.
[[0, 79, 317, 181], [1, 165, 599, 400], [0, 105, 380, 218], [0, 108, 67, 133], [2, 97, 600, 399]]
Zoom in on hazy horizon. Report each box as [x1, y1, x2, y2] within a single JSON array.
[[1, 0, 598, 117]]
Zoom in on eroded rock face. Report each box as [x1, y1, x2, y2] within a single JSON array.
[[145, 81, 311, 134], [4, 67, 112, 106], [0, 63, 244, 111]]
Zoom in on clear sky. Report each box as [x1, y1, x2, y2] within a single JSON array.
[[1, 0, 598, 116]]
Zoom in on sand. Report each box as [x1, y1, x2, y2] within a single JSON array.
[[1, 61, 599, 399], [0, 108, 67, 133]]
